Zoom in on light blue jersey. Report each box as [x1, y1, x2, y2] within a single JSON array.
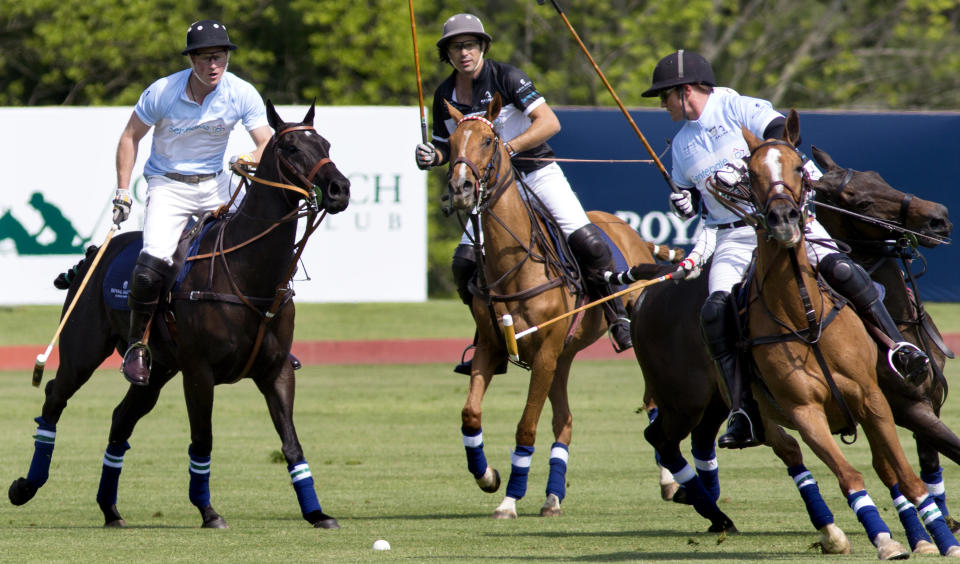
[[670, 88, 781, 226], [135, 69, 267, 177]]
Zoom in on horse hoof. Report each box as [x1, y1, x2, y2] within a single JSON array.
[[493, 497, 517, 519], [200, 505, 229, 529], [104, 519, 127, 528], [671, 487, 691, 506], [539, 493, 561, 517], [660, 480, 679, 501], [707, 513, 737, 534], [307, 511, 340, 529], [875, 537, 909, 560], [912, 539, 939, 555], [476, 466, 500, 493], [948, 515, 960, 534], [817, 523, 850, 554], [492, 509, 517, 520], [8, 477, 38, 506], [945, 545, 960, 558]]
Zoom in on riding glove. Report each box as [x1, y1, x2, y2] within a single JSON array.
[[669, 189, 696, 218], [229, 153, 254, 168], [675, 257, 702, 280], [112, 189, 132, 224], [714, 159, 748, 188], [415, 142, 439, 170]]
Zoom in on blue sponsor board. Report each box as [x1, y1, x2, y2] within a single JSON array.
[[552, 107, 960, 301]]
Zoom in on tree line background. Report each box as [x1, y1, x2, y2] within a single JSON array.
[[3, 0, 959, 296]]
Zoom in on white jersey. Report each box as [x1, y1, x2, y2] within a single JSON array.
[[670, 88, 781, 226], [135, 69, 267, 177]]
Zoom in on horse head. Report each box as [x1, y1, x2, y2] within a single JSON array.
[[444, 94, 509, 211], [263, 100, 351, 214], [811, 147, 952, 248], [743, 109, 808, 248]]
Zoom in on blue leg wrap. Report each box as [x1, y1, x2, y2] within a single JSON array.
[[505, 445, 534, 500], [916, 494, 960, 554], [847, 489, 890, 542], [188, 446, 211, 509], [788, 465, 834, 530], [922, 467, 950, 518], [96, 442, 130, 506], [691, 445, 719, 502], [26, 416, 56, 487], [648, 407, 658, 423], [289, 460, 322, 517], [890, 484, 932, 549], [662, 457, 719, 521], [461, 426, 488, 479], [546, 442, 568, 501]]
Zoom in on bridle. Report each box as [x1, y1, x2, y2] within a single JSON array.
[[229, 124, 332, 203], [750, 139, 810, 225], [448, 115, 507, 206], [815, 167, 915, 230]]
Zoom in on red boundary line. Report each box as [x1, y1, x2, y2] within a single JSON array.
[[0, 336, 640, 371]]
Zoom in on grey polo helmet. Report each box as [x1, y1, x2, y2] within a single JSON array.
[[436, 13, 492, 48], [182, 20, 238, 55], [642, 50, 715, 97]]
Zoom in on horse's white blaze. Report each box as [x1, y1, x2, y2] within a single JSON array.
[[453, 129, 473, 186], [763, 149, 786, 194]]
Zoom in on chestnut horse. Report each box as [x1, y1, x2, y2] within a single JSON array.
[[444, 94, 660, 519], [8, 102, 350, 529], [740, 110, 958, 558]]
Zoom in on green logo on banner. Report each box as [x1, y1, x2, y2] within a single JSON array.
[[0, 192, 89, 255]]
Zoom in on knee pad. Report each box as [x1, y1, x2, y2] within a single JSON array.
[[818, 253, 878, 306], [129, 253, 175, 310], [567, 224, 613, 281], [700, 291, 734, 344], [451, 245, 477, 306]]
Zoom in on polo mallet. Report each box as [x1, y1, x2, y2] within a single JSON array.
[[32, 218, 119, 387], [501, 270, 676, 362], [537, 0, 679, 194], [408, 0, 429, 144]]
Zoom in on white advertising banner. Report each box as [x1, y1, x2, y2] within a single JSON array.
[[0, 106, 427, 305]]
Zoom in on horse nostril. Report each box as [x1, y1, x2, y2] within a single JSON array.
[[766, 212, 780, 228]]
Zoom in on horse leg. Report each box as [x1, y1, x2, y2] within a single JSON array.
[[493, 346, 556, 520], [643, 415, 735, 533], [916, 439, 960, 533], [96, 367, 176, 527], [764, 425, 849, 554], [180, 369, 227, 529], [540, 355, 573, 517], [671, 391, 727, 506], [859, 400, 960, 556], [9, 334, 112, 506], [461, 353, 499, 494], [790, 405, 908, 559], [254, 361, 338, 529]]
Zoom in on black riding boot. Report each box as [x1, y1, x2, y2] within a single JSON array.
[[819, 253, 930, 385], [451, 244, 507, 376], [122, 253, 175, 386], [702, 291, 762, 449], [568, 224, 632, 352]]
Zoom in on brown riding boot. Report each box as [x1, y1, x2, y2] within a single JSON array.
[[122, 253, 173, 386]]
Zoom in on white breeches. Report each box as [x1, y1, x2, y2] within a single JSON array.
[[459, 162, 590, 245], [708, 218, 835, 295], [140, 173, 234, 263]]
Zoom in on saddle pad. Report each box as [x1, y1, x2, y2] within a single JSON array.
[[172, 219, 218, 292], [102, 237, 143, 311]]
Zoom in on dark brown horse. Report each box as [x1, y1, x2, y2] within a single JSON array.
[[8, 102, 350, 529], [444, 94, 661, 519], [636, 112, 958, 557]]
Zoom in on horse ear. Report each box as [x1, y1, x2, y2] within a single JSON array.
[[741, 124, 762, 152], [487, 93, 502, 122], [304, 98, 316, 126], [784, 109, 801, 146], [266, 99, 283, 131], [444, 99, 463, 123], [810, 145, 839, 171]]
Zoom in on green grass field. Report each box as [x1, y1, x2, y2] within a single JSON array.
[[1, 301, 959, 562]]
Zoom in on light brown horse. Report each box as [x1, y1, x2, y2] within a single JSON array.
[[444, 94, 660, 519], [743, 110, 959, 558]]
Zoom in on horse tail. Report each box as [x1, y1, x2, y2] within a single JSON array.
[[53, 245, 98, 290], [646, 241, 686, 263]]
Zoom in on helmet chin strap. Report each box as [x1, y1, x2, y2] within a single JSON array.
[[679, 85, 689, 121], [190, 60, 228, 87]]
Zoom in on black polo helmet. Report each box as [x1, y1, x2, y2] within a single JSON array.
[[641, 50, 715, 97], [182, 20, 237, 55]]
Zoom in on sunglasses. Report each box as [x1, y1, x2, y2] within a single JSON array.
[[659, 87, 680, 102]]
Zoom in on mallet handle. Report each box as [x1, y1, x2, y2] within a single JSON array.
[[540, 0, 678, 193], [408, 0, 429, 144]]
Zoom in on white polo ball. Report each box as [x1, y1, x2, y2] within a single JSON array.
[[372, 539, 391, 551]]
